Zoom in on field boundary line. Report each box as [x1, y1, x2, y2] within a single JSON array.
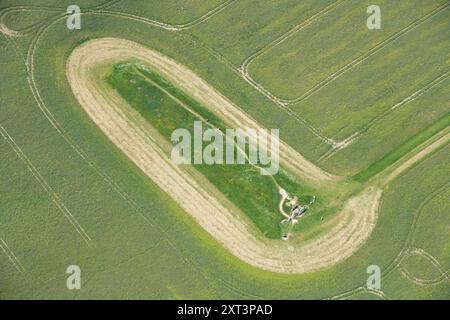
[[0, 238, 25, 273], [326, 286, 387, 300], [0, 125, 94, 248]]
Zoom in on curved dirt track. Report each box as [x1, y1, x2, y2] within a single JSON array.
[[0, 23, 20, 37], [66, 38, 385, 273]]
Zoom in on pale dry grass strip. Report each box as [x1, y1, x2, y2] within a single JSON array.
[[66, 38, 384, 273]]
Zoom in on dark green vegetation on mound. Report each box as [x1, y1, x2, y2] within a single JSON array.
[[106, 62, 333, 238], [1, 0, 448, 299]]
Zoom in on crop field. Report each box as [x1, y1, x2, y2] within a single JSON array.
[[0, 0, 448, 299]]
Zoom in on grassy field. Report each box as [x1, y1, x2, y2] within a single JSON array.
[[0, 0, 449, 299], [104, 61, 334, 238], [194, 0, 339, 63], [290, 4, 448, 139], [249, 0, 448, 99], [106, 0, 227, 25]]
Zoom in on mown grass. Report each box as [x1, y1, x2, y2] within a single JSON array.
[[183, 0, 450, 177], [402, 254, 443, 281], [1, 0, 448, 299], [105, 62, 325, 238]]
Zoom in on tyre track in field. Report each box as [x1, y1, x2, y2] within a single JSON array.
[[382, 182, 450, 277], [399, 247, 450, 286], [17, 13, 245, 297], [327, 180, 449, 299], [238, 0, 345, 110], [318, 71, 450, 162], [1, 5, 254, 297], [239, 1, 449, 150], [94, 0, 236, 31], [0, 125, 95, 249], [288, 1, 450, 105], [327, 287, 387, 300], [238, 0, 345, 146], [175, 0, 236, 29], [0, 238, 25, 273], [66, 38, 384, 274], [240, 0, 345, 73], [3, 0, 446, 280], [0, 5, 64, 36]]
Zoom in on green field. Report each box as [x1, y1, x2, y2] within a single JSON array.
[[104, 62, 329, 238], [0, 0, 449, 299]]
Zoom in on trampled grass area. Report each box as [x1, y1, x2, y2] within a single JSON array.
[[0, 0, 448, 299]]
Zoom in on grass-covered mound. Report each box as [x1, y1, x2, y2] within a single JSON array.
[[106, 62, 333, 238]]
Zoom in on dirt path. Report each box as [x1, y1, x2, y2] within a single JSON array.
[[66, 38, 405, 273]]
